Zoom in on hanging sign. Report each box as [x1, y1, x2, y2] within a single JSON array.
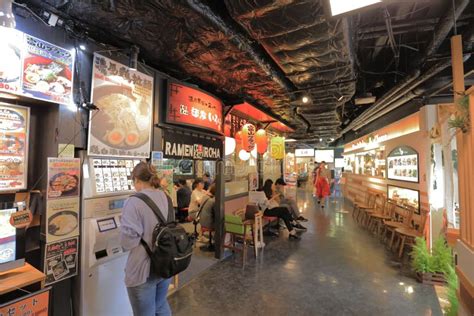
[[163, 130, 223, 161], [88, 53, 154, 158], [0, 104, 29, 192], [166, 82, 223, 134], [241, 123, 256, 152], [44, 236, 79, 285], [295, 149, 314, 157], [271, 137, 285, 160], [387, 146, 419, 183], [0, 288, 50, 316]]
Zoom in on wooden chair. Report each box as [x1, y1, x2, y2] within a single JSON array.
[[394, 208, 429, 258], [382, 205, 414, 250], [352, 191, 370, 220], [356, 192, 377, 225], [368, 199, 396, 237], [361, 194, 385, 228]]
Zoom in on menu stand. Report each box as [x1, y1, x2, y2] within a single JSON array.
[[0, 263, 45, 296]]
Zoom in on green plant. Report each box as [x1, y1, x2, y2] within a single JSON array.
[[448, 95, 470, 133], [432, 237, 453, 273], [445, 265, 459, 316], [411, 237, 435, 273]]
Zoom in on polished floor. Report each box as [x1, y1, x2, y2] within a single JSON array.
[[169, 188, 442, 316]]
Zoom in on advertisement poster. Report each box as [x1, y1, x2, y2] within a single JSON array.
[[0, 288, 50, 316], [46, 198, 79, 243], [22, 34, 74, 105], [44, 237, 78, 285], [47, 158, 80, 199], [166, 82, 223, 134], [151, 151, 163, 166], [0, 104, 29, 192], [88, 53, 154, 158], [0, 27, 23, 94], [248, 172, 258, 191]]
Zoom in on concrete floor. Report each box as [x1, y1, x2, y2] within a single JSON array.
[[168, 189, 442, 316]]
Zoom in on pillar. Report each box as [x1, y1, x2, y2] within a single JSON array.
[[451, 34, 474, 315]]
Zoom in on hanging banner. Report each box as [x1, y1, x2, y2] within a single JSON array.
[[166, 82, 223, 134], [0, 288, 50, 316], [22, 34, 74, 105], [44, 236, 79, 285], [88, 53, 154, 158], [271, 137, 285, 160], [163, 130, 223, 161], [0, 104, 29, 192], [0, 27, 23, 94]]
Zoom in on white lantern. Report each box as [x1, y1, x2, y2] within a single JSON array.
[[239, 149, 250, 161], [225, 137, 236, 156]]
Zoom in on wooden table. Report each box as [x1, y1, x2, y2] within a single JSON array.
[[0, 263, 45, 295]]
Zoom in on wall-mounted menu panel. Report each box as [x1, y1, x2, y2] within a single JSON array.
[[387, 146, 419, 183], [91, 158, 141, 195]]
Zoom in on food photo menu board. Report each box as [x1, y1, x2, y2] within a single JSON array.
[[44, 237, 78, 285], [387, 146, 419, 183], [0, 104, 29, 192], [92, 158, 141, 194], [388, 185, 420, 212]]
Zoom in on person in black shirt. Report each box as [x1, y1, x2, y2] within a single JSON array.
[[176, 179, 191, 222], [203, 172, 212, 191]]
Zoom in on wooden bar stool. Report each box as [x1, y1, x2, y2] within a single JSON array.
[[223, 214, 253, 266]]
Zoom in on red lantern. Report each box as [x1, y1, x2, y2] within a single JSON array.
[[241, 124, 256, 152], [224, 123, 231, 137], [255, 129, 268, 154], [234, 131, 242, 144]]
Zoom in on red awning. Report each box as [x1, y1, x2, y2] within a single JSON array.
[[231, 102, 294, 133]]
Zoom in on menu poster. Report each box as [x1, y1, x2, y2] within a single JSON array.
[[92, 158, 141, 194], [47, 158, 80, 199], [0, 27, 23, 94], [387, 146, 419, 183], [0, 104, 29, 192], [44, 237, 78, 285], [0, 288, 50, 315], [22, 34, 74, 105], [88, 53, 154, 158], [248, 172, 258, 191], [46, 198, 79, 243]]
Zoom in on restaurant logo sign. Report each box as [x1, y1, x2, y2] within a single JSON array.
[[163, 130, 222, 161], [166, 82, 223, 134]]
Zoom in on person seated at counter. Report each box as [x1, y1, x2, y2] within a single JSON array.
[[203, 172, 212, 191], [260, 179, 306, 240], [176, 179, 191, 223], [189, 178, 206, 220], [194, 183, 217, 250], [274, 178, 308, 222]]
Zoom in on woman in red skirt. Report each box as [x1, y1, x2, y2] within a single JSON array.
[[315, 161, 331, 208]]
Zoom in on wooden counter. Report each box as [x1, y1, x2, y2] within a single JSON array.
[[0, 263, 45, 295]]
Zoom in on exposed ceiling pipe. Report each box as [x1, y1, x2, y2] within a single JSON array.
[[185, 0, 295, 93], [294, 107, 312, 134]]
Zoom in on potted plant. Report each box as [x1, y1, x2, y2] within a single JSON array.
[[445, 265, 459, 316], [411, 237, 447, 285]]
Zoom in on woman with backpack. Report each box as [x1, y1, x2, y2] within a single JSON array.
[[120, 162, 175, 316]]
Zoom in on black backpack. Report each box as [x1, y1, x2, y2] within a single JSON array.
[[132, 193, 194, 279]]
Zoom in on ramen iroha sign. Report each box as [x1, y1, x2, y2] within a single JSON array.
[[163, 130, 222, 161]]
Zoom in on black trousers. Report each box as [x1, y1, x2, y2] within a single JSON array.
[[264, 207, 293, 231]]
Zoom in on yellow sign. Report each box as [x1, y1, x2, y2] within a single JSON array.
[[270, 137, 285, 160]]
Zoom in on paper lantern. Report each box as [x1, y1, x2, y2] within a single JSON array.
[[271, 137, 285, 160], [234, 131, 242, 144], [224, 124, 231, 137], [225, 137, 236, 156], [255, 129, 268, 154], [238, 149, 250, 161], [241, 123, 256, 152]]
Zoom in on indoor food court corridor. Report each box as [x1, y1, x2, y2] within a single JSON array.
[[168, 188, 442, 316]]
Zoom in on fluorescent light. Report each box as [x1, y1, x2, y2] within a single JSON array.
[[329, 0, 381, 16], [285, 138, 297, 142], [355, 96, 376, 105]]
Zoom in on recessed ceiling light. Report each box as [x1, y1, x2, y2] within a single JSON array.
[[329, 0, 381, 16], [302, 96, 309, 104]]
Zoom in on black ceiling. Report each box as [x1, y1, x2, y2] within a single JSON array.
[[20, 0, 474, 145]]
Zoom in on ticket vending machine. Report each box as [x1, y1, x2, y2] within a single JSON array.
[[74, 157, 141, 316]]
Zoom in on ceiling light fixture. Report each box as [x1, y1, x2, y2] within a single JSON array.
[[329, 0, 381, 17], [0, 0, 16, 28], [337, 95, 344, 102], [79, 44, 86, 51], [129, 45, 139, 71], [302, 96, 309, 104], [319, 138, 323, 142], [285, 139, 297, 142]]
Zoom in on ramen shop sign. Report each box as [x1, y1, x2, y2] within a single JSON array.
[[166, 82, 223, 134], [163, 130, 222, 161]]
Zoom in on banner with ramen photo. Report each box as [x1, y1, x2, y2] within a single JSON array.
[[88, 53, 154, 158]]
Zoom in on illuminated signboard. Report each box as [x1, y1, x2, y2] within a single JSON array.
[[295, 149, 314, 157], [166, 82, 223, 134]]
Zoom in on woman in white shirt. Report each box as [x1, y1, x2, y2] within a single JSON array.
[[188, 178, 206, 219]]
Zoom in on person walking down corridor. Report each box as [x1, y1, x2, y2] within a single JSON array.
[[315, 161, 331, 208]]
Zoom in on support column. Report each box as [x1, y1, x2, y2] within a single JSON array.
[[451, 34, 474, 315]]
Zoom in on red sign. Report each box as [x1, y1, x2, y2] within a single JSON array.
[[166, 83, 223, 134], [0, 288, 50, 316]]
